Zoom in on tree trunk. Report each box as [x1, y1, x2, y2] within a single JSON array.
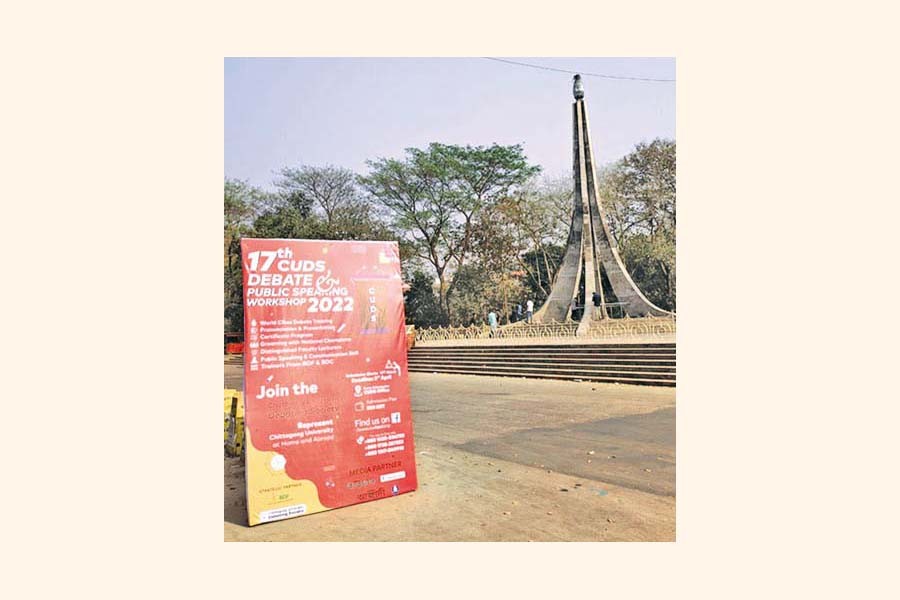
[[519, 257, 548, 297], [541, 246, 553, 286], [502, 279, 509, 325], [436, 271, 449, 323]]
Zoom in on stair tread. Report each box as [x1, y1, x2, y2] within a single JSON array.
[[408, 364, 675, 377], [409, 354, 676, 358], [408, 367, 674, 386], [408, 360, 674, 371]]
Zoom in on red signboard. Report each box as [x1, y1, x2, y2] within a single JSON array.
[[241, 238, 417, 526]]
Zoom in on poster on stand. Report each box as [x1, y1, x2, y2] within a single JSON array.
[[241, 238, 417, 526]]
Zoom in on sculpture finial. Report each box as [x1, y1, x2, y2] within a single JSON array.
[[573, 74, 584, 100]]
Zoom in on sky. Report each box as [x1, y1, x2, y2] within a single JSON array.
[[225, 57, 675, 190]]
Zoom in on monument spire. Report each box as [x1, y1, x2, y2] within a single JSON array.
[[534, 75, 672, 328], [573, 73, 584, 99]]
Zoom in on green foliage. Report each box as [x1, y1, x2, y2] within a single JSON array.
[[403, 271, 445, 327], [473, 175, 571, 304], [224, 138, 676, 331], [520, 244, 565, 305], [361, 142, 540, 321], [268, 165, 396, 240], [598, 138, 676, 310], [618, 235, 675, 310], [447, 265, 527, 326], [224, 178, 270, 332], [447, 265, 492, 325], [275, 165, 358, 223], [222, 168, 401, 332]]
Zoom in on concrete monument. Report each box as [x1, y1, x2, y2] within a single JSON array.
[[534, 75, 672, 328]]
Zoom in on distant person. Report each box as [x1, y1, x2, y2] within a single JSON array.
[[592, 291, 601, 307], [515, 303, 523, 322], [525, 299, 534, 323], [487, 311, 498, 337], [571, 298, 581, 321]]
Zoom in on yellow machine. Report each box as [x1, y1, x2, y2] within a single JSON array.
[[223, 389, 245, 457]]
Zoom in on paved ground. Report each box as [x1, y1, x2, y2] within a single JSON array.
[[225, 365, 675, 541]]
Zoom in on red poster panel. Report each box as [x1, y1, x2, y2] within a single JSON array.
[[240, 238, 417, 526]]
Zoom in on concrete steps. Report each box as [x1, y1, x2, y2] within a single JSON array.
[[407, 343, 675, 387]]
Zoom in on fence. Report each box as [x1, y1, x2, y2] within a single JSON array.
[[413, 315, 674, 346], [585, 315, 676, 340]]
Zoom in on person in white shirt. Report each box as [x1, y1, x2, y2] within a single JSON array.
[[526, 299, 534, 323], [487, 310, 498, 337]]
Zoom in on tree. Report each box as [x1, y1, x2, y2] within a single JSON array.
[[428, 143, 540, 274], [403, 271, 445, 327], [224, 178, 268, 332], [274, 165, 356, 223], [498, 176, 570, 293], [251, 164, 397, 242], [362, 142, 539, 321], [224, 168, 409, 334], [469, 173, 570, 309], [520, 244, 565, 305], [361, 150, 456, 319], [597, 138, 676, 310], [448, 265, 527, 326]]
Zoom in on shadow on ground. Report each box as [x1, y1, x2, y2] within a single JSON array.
[[455, 407, 675, 496]]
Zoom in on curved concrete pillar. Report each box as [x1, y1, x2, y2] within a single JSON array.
[[537, 76, 673, 326]]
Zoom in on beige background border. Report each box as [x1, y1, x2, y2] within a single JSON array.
[[4, 0, 898, 597]]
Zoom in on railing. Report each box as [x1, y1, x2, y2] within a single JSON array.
[[413, 315, 674, 346], [586, 314, 676, 340], [414, 321, 577, 345], [499, 321, 578, 339], [589, 302, 629, 319]]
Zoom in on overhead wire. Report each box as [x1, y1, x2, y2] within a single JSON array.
[[481, 57, 675, 83]]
